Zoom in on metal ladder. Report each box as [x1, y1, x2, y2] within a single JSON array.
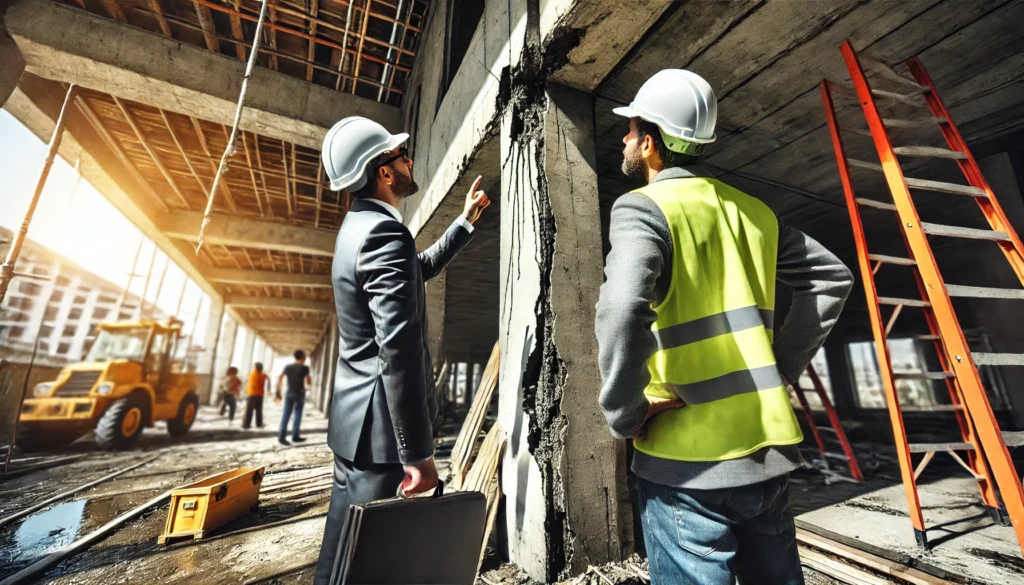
[[791, 364, 864, 482], [820, 39, 1024, 552]]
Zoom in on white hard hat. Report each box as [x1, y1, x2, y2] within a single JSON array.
[[613, 69, 717, 154], [321, 116, 409, 192]]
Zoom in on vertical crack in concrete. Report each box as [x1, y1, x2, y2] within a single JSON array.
[[494, 3, 593, 579]]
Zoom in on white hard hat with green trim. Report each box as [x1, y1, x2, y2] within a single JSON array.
[[613, 69, 718, 156], [321, 116, 409, 192]]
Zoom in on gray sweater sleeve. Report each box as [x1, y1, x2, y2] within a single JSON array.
[[596, 194, 672, 440], [773, 221, 854, 384]]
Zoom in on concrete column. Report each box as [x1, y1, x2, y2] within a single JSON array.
[[214, 317, 238, 380], [199, 300, 225, 404], [424, 270, 446, 370], [498, 80, 630, 580], [825, 339, 858, 415], [237, 327, 256, 376], [0, 24, 25, 107]]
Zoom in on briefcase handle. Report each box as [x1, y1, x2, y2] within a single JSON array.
[[396, 481, 444, 499]]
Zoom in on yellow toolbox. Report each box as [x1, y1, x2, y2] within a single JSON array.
[[159, 467, 265, 544]]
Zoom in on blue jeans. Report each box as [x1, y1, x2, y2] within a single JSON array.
[[279, 395, 304, 441], [636, 475, 804, 585]]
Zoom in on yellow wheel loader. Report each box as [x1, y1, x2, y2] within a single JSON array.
[[17, 319, 199, 451]]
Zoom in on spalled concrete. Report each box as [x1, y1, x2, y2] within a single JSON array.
[[540, 0, 673, 93], [4, 0, 400, 150]]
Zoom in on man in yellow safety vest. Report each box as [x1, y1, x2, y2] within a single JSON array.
[[595, 69, 853, 584]]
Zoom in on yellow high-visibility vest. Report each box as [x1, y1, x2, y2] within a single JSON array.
[[632, 177, 803, 461]]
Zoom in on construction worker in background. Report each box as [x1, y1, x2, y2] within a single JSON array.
[[595, 69, 853, 585], [218, 366, 242, 423], [242, 362, 269, 430], [314, 116, 490, 584], [276, 349, 311, 446]]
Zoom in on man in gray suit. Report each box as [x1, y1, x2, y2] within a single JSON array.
[[314, 116, 490, 584]]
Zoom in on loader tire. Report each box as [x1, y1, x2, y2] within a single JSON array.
[[95, 393, 148, 450], [167, 392, 199, 438]]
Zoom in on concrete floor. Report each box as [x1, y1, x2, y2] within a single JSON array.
[[798, 473, 1024, 584]]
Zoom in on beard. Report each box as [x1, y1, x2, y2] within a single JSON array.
[[621, 142, 647, 182], [392, 169, 420, 199]]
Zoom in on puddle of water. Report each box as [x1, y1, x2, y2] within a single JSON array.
[[0, 499, 87, 577]]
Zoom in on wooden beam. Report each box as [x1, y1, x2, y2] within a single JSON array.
[[229, 0, 247, 61], [190, 116, 239, 213], [252, 133, 275, 218], [306, 0, 319, 81], [240, 132, 266, 217], [98, 0, 126, 21], [266, 4, 279, 70], [111, 96, 192, 210], [193, 1, 221, 53], [148, 0, 174, 37], [73, 96, 170, 213], [226, 296, 334, 312], [207, 268, 331, 287], [156, 210, 335, 256], [158, 110, 214, 202], [351, 0, 372, 94], [282, 140, 294, 217]]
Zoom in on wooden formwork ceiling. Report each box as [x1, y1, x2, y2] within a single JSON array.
[[18, 0, 429, 352], [56, 0, 428, 106]]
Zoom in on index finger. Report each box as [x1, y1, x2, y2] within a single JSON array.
[[469, 175, 483, 195]]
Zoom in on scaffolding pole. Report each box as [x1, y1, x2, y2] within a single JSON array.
[[0, 84, 77, 305]]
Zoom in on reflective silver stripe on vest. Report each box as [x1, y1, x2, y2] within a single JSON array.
[[653, 306, 774, 351], [662, 364, 784, 405]]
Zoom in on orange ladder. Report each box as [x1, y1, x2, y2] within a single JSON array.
[[791, 364, 864, 482], [820, 39, 1024, 552]]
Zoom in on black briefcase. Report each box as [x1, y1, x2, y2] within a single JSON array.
[[330, 484, 488, 585]]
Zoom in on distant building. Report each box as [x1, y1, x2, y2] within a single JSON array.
[[0, 226, 165, 364]]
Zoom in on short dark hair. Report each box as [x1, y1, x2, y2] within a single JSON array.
[[635, 118, 700, 169], [254, 362, 263, 373], [226, 366, 238, 376], [349, 151, 390, 199], [294, 349, 305, 361]]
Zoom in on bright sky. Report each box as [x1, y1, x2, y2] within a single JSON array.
[[0, 110, 210, 340]]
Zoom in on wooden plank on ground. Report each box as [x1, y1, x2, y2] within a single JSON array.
[[799, 546, 890, 585], [450, 342, 500, 490], [797, 529, 949, 585]]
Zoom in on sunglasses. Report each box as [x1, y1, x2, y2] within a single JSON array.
[[376, 146, 409, 169]]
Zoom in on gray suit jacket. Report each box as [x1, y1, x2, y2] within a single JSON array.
[[330, 198, 473, 465]]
